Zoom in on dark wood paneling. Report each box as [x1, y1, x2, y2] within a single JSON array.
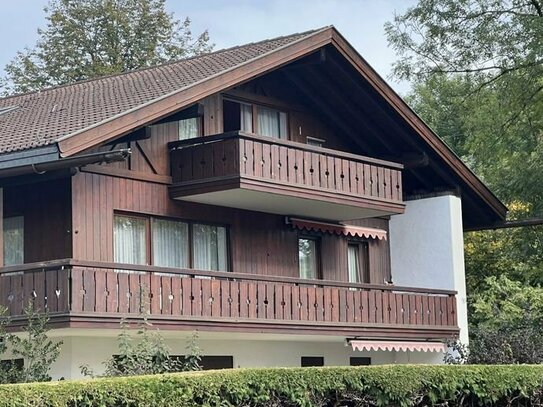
[[72, 170, 391, 283], [4, 179, 72, 263], [0, 261, 458, 338]]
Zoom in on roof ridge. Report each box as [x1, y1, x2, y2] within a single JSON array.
[[0, 26, 332, 102]]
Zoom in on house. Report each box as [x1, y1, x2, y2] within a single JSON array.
[[0, 27, 506, 378]]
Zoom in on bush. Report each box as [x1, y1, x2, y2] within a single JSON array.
[[1, 365, 543, 406]]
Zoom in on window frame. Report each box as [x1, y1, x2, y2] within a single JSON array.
[[113, 212, 230, 271], [222, 97, 289, 139], [178, 116, 204, 140], [297, 234, 322, 280], [3, 215, 25, 267], [347, 240, 370, 284], [301, 356, 324, 367]]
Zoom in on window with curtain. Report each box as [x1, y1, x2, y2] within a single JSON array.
[[4, 216, 23, 266], [114, 214, 229, 272], [298, 238, 319, 279], [151, 218, 189, 268], [192, 224, 227, 271], [257, 106, 287, 139], [240, 103, 253, 132], [178, 117, 201, 140], [347, 242, 370, 284], [114, 216, 147, 265]]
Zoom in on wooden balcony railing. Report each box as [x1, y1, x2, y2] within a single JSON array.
[[0, 260, 457, 338], [169, 132, 404, 218]]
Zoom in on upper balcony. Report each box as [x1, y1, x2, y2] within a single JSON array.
[[169, 132, 404, 221]]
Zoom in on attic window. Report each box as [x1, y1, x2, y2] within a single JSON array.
[[0, 106, 18, 116]]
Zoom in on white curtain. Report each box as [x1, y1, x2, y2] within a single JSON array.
[[192, 224, 227, 271], [4, 216, 23, 266], [240, 104, 253, 132], [298, 238, 317, 279], [114, 216, 147, 265], [257, 106, 287, 139], [178, 117, 201, 140], [347, 244, 360, 284], [151, 219, 189, 268]]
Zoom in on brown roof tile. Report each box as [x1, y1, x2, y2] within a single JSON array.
[[0, 28, 324, 155]]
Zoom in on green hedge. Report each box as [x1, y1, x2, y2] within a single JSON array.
[[1, 365, 543, 406]]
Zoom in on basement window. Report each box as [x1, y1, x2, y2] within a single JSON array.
[[350, 357, 371, 366], [301, 356, 324, 367]]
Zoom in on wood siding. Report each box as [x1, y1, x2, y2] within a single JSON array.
[[170, 133, 403, 212], [71, 170, 390, 283], [4, 179, 72, 263]]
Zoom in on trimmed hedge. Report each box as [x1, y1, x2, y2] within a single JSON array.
[[1, 365, 543, 406]]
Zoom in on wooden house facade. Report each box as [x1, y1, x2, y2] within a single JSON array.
[[0, 27, 506, 376]]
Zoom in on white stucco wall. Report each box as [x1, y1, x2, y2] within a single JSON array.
[[43, 330, 444, 380], [389, 194, 468, 344]]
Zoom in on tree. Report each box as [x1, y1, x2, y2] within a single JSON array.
[[385, 0, 542, 96], [388, 0, 543, 213], [386, 1, 543, 301], [1, 0, 213, 95]]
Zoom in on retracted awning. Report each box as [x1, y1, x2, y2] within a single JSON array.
[[350, 340, 447, 353], [289, 218, 387, 240]]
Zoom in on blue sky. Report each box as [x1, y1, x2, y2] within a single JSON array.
[[0, 0, 414, 93]]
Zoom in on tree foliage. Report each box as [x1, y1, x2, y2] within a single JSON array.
[[386, 3, 543, 364], [1, 0, 213, 94], [446, 275, 543, 364], [386, 0, 543, 208]]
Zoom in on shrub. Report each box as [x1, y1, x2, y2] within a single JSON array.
[[1, 365, 543, 406], [81, 314, 202, 377], [0, 304, 62, 384]]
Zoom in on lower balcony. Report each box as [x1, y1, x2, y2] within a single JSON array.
[[0, 260, 458, 340], [169, 132, 405, 221]]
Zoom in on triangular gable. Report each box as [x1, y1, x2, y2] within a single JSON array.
[[56, 26, 506, 223]]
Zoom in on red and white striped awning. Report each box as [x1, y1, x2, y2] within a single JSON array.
[[289, 218, 387, 240], [350, 340, 447, 353]]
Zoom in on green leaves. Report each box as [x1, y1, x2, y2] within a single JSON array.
[[1, 0, 213, 95], [2, 365, 543, 407]]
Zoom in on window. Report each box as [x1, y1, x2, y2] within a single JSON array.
[[223, 99, 288, 139], [298, 237, 319, 279], [114, 214, 228, 271], [347, 242, 370, 284], [257, 106, 287, 139], [201, 355, 234, 370], [178, 117, 202, 140], [114, 216, 148, 265], [151, 218, 189, 268], [0, 358, 23, 371], [4, 216, 24, 266], [192, 224, 228, 271], [301, 356, 324, 367], [350, 357, 371, 366]]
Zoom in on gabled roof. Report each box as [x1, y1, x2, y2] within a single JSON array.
[[0, 26, 507, 226], [0, 28, 324, 155]]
